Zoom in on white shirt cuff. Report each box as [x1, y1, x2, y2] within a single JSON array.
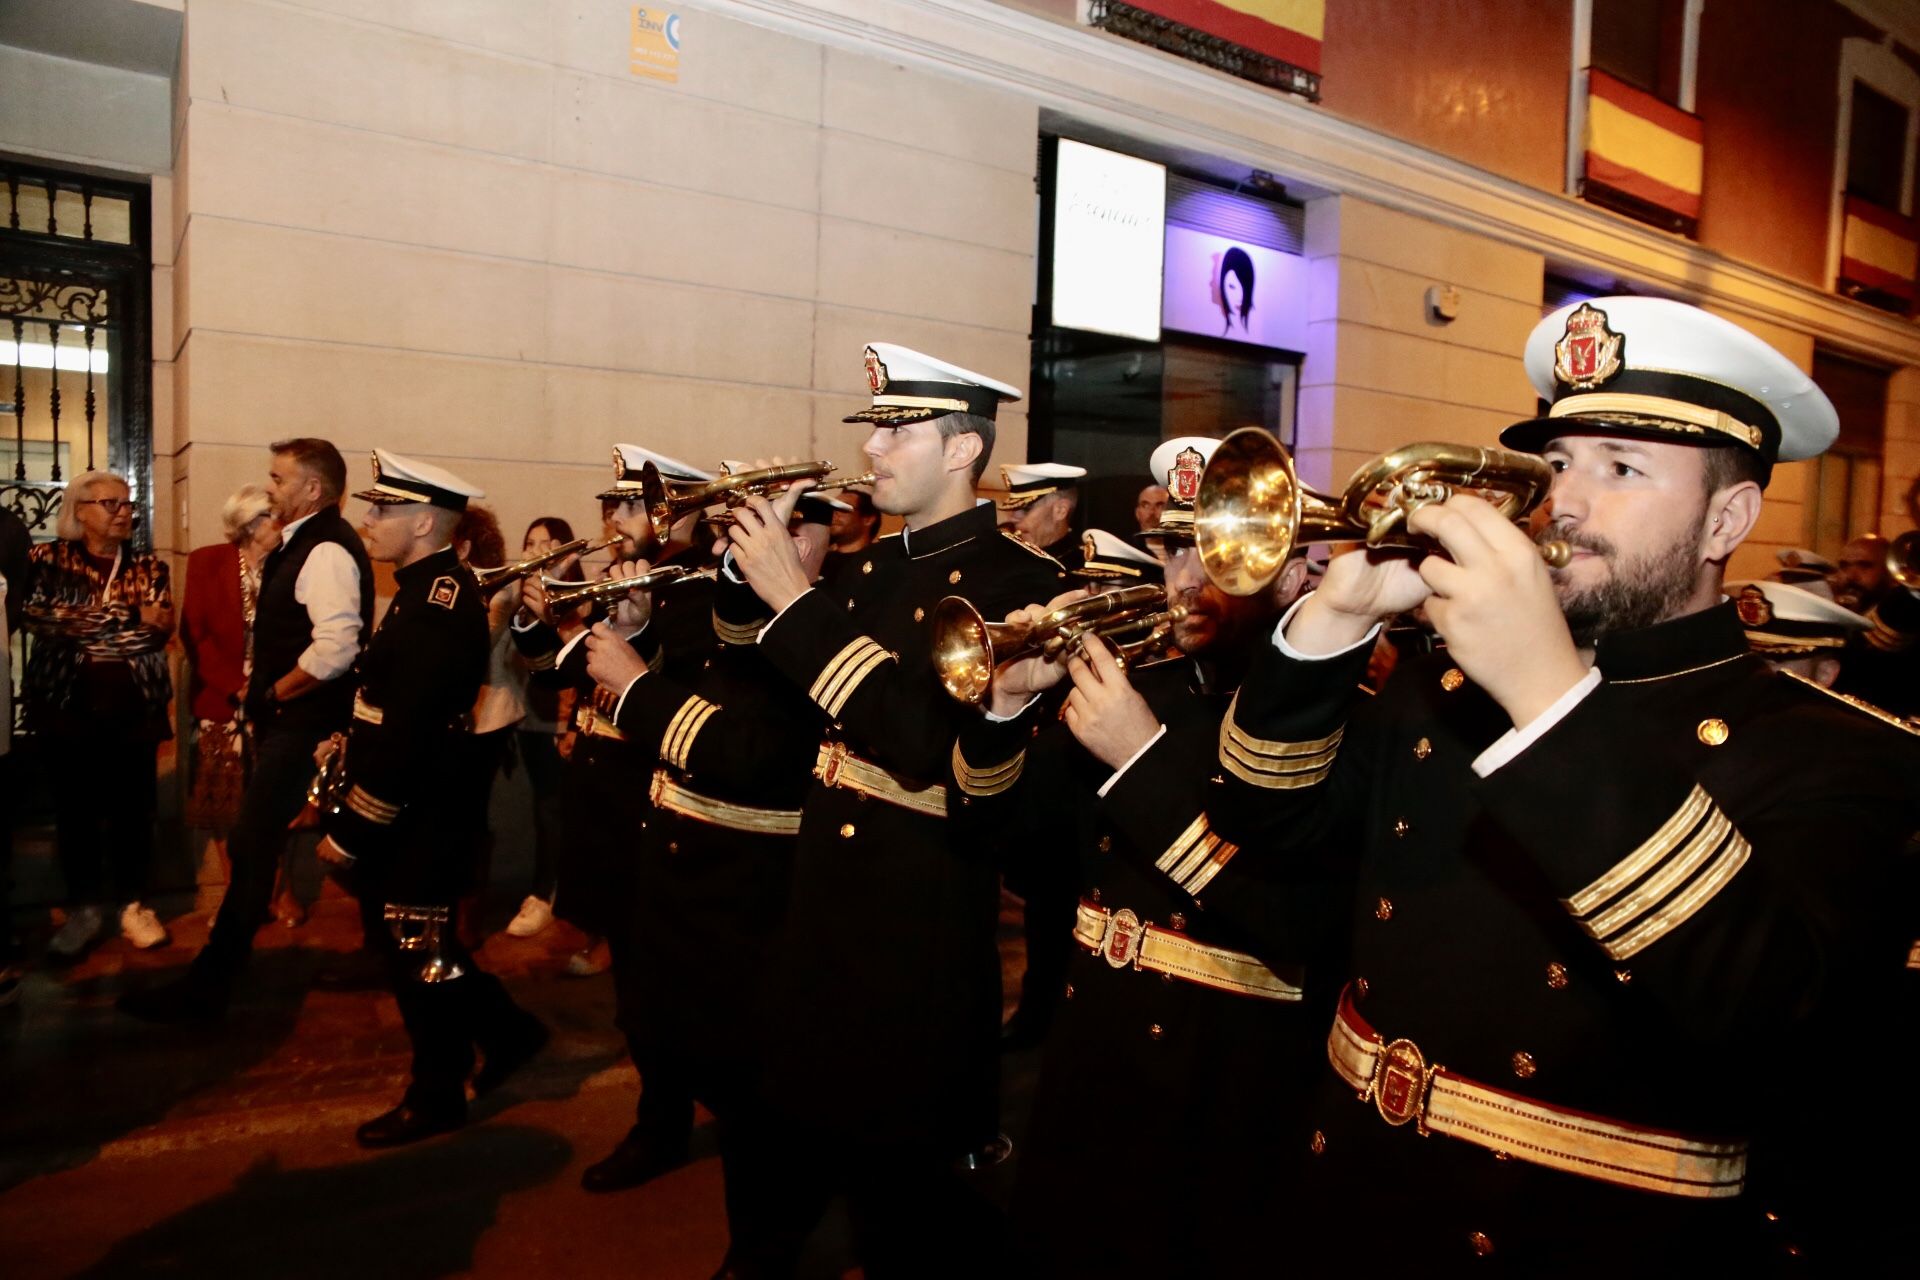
[[720, 548, 746, 586], [1273, 595, 1383, 660], [1096, 723, 1168, 798], [556, 628, 590, 666], [984, 693, 1040, 723], [611, 672, 646, 724], [1471, 667, 1603, 778], [757, 587, 815, 643]]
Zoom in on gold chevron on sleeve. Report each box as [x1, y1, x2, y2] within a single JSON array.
[[809, 636, 893, 718], [1563, 784, 1752, 960], [950, 740, 1025, 796], [345, 785, 400, 826], [1217, 693, 1342, 790], [1154, 812, 1241, 894], [662, 694, 722, 770]]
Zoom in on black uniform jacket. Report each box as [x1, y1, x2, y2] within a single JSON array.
[[1834, 584, 1920, 719], [960, 655, 1347, 1276], [741, 500, 1065, 1150], [610, 614, 817, 1067], [324, 547, 488, 901], [1167, 601, 1920, 1268], [509, 572, 709, 936]]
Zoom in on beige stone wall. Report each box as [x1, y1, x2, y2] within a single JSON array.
[[1884, 368, 1920, 540], [167, 0, 1037, 560], [1295, 195, 1543, 494]]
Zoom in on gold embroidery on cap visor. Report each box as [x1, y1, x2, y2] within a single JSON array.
[[1548, 393, 1763, 450]]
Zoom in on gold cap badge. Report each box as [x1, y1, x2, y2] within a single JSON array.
[[1552, 302, 1624, 390]]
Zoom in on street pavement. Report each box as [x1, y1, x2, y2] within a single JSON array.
[[0, 870, 1038, 1278]]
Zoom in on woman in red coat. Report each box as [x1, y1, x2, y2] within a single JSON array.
[[180, 485, 285, 917]]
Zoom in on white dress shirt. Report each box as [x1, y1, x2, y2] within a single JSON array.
[[280, 510, 363, 682]]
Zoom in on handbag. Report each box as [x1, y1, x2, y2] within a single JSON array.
[[185, 717, 250, 830]]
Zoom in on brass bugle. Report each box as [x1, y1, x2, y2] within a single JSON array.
[[1888, 529, 1920, 591], [931, 585, 1186, 705], [540, 564, 716, 612], [641, 461, 875, 544], [473, 535, 620, 591], [1194, 428, 1574, 597]]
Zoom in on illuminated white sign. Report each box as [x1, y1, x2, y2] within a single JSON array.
[[1051, 139, 1166, 342]]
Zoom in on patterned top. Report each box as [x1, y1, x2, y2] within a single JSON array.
[[23, 538, 174, 733]]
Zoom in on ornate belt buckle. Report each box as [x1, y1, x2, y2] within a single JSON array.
[[1370, 1037, 1436, 1134], [1104, 908, 1142, 969], [818, 742, 849, 787]]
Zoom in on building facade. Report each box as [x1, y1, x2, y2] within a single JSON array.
[[3, 0, 1917, 590]]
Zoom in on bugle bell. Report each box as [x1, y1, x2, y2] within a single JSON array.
[[1888, 529, 1920, 591], [931, 585, 1186, 705], [1194, 428, 1574, 596]]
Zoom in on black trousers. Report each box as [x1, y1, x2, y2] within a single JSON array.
[[515, 728, 565, 901], [49, 729, 157, 906], [192, 724, 327, 981], [367, 896, 530, 1110]]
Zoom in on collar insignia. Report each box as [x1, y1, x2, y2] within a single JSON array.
[[1553, 303, 1625, 391]]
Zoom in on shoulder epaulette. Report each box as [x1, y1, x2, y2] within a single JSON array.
[[1781, 669, 1920, 736], [998, 529, 1064, 567]]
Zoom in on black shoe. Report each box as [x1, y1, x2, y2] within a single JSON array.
[[312, 948, 387, 992], [355, 1101, 465, 1149], [580, 1131, 691, 1193], [118, 975, 230, 1025], [474, 1015, 549, 1096]]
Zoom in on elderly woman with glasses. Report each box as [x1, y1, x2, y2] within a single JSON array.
[[24, 470, 176, 959]]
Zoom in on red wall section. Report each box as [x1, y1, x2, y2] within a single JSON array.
[[1319, 0, 1572, 193]]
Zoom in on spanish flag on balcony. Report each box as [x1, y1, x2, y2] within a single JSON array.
[[1838, 195, 1917, 311], [1137, 0, 1323, 75], [1582, 69, 1703, 235]]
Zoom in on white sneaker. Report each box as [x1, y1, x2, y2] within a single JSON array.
[[48, 905, 105, 958], [505, 896, 555, 938], [120, 902, 170, 950]]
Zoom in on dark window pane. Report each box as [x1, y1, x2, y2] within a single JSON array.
[[1812, 348, 1889, 457], [1592, 0, 1688, 104], [1847, 82, 1909, 211]]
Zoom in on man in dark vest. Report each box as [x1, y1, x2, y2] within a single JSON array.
[[122, 437, 373, 1023]]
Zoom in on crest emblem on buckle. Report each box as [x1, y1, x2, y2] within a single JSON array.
[[864, 347, 889, 395], [818, 742, 848, 787], [1104, 908, 1142, 968], [1167, 446, 1205, 505], [1553, 303, 1624, 390], [1372, 1038, 1433, 1129], [1734, 584, 1773, 628]]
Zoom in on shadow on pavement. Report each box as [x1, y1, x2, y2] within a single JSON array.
[[71, 1124, 573, 1279], [0, 948, 321, 1194]]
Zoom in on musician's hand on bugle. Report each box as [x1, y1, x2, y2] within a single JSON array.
[[312, 733, 342, 769], [585, 620, 650, 695], [604, 557, 656, 632], [985, 588, 1091, 718], [728, 487, 814, 614], [1062, 632, 1162, 770], [1284, 541, 1431, 657]]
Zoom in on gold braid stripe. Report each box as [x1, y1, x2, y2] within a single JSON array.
[[713, 612, 761, 646], [1153, 813, 1242, 893], [1602, 832, 1750, 960], [1563, 785, 1714, 917], [1220, 735, 1338, 790], [663, 695, 721, 770], [951, 741, 1026, 796], [346, 785, 400, 825], [1586, 808, 1731, 941], [1550, 392, 1763, 450], [649, 770, 802, 836], [809, 637, 893, 717]]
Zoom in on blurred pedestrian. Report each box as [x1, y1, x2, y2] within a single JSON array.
[[23, 472, 175, 959], [503, 517, 578, 938]]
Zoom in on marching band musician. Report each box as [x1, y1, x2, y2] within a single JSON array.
[[1156, 298, 1920, 1267], [716, 344, 1064, 1276], [315, 450, 546, 1147], [578, 492, 843, 1279], [997, 461, 1087, 572], [511, 444, 709, 1192], [956, 436, 1339, 1277]]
